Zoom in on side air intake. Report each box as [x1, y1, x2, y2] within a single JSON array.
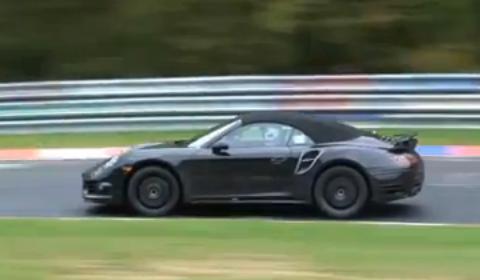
[[295, 149, 323, 175]]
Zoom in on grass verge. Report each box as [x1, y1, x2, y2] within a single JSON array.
[[0, 218, 478, 279], [0, 129, 477, 148], [0, 131, 202, 149]]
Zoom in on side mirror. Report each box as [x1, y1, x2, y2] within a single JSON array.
[[212, 142, 229, 155]]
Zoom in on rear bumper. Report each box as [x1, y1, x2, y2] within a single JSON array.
[[370, 164, 425, 203]]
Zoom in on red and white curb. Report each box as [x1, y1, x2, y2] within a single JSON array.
[[1, 145, 480, 161], [0, 147, 128, 161]]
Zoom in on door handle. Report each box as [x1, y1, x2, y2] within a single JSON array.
[[271, 157, 287, 165]]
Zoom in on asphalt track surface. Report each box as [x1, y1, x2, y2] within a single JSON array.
[[0, 158, 479, 224]]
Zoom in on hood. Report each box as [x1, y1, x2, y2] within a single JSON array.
[[131, 140, 189, 150], [123, 139, 195, 160]]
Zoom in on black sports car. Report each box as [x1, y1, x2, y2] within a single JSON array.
[[82, 112, 425, 219]]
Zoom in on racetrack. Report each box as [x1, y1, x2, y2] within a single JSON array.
[[0, 157, 480, 224]]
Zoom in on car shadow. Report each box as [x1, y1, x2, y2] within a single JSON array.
[[85, 202, 424, 222]]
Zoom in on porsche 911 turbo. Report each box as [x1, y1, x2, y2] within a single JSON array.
[[82, 112, 425, 219]]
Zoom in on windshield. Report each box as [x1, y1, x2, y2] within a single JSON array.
[[187, 118, 241, 148]]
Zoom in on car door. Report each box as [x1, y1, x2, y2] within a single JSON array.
[[186, 123, 298, 201]]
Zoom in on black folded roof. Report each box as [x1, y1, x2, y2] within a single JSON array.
[[240, 111, 361, 143]]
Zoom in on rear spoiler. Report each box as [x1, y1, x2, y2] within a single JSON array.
[[382, 132, 418, 153], [366, 130, 418, 152]]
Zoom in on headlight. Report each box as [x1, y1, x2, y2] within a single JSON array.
[[91, 156, 119, 178], [104, 155, 119, 168]]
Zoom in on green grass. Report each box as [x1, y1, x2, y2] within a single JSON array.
[[0, 129, 478, 148], [0, 219, 479, 279], [0, 131, 203, 148]]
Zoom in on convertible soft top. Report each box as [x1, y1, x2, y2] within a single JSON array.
[[240, 111, 362, 143]]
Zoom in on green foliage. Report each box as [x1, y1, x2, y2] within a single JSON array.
[[0, 0, 478, 82]]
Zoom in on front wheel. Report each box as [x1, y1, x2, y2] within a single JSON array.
[[313, 166, 369, 219], [127, 167, 181, 217]]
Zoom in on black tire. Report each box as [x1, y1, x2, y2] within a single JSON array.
[[313, 166, 369, 219], [127, 167, 181, 217]]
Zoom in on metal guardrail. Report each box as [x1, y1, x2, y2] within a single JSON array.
[[1, 74, 480, 134]]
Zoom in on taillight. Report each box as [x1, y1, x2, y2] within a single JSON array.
[[405, 154, 419, 165], [391, 153, 418, 168]]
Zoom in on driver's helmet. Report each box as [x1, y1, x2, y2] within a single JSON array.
[[264, 127, 280, 142]]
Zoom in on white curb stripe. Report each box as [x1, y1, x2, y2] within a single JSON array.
[[38, 149, 111, 160], [36, 147, 126, 161], [0, 163, 29, 169], [0, 216, 476, 228]]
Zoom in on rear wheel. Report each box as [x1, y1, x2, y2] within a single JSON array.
[[313, 166, 368, 219], [127, 167, 180, 217]]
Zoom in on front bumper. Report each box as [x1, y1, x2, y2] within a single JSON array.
[[83, 181, 114, 203], [370, 161, 425, 203], [82, 165, 127, 206]]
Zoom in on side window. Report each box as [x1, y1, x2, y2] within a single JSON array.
[[288, 129, 314, 146], [218, 123, 293, 148]]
